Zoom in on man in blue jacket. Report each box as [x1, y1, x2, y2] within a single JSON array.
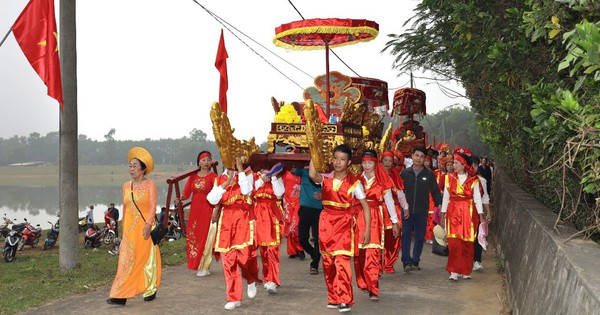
[[400, 146, 443, 272]]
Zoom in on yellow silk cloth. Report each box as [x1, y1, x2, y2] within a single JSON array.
[[110, 180, 162, 298]]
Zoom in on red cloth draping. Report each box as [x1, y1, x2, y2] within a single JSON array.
[[12, 0, 63, 106]]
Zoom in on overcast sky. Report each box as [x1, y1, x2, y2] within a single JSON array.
[[0, 0, 468, 143]]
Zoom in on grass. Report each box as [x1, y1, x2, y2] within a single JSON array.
[[0, 235, 186, 315], [0, 165, 180, 186]]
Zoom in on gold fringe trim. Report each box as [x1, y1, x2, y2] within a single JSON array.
[[273, 26, 378, 51]]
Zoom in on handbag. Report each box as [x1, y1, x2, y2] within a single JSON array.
[[131, 181, 167, 245]]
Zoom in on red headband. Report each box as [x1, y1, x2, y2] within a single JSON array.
[[382, 151, 394, 158], [361, 155, 378, 162], [199, 152, 212, 160], [454, 155, 467, 166]]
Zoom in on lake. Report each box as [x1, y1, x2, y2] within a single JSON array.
[[0, 183, 171, 227]]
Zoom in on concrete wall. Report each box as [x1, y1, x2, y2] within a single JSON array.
[[493, 170, 600, 315]]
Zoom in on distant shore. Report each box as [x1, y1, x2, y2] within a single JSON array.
[[0, 165, 187, 186]]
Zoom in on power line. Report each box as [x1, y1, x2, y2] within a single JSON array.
[[191, 0, 307, 90]]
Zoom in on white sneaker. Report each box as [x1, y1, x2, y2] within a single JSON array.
[[224, 301, 241, 310], [462, 274, 472, 279], [449, 272, 459, 281], [473, 261, 484, 271], [425, 240, 433, 244], [247, 282, 257, 299], [196, 270, 210, 277], [265, 281, 277, 293]]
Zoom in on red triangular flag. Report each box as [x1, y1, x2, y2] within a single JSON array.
[[214, 30, 228, 113], [12, 0, 63, 107]]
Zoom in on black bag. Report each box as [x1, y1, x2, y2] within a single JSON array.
[[432, 237, 449, 256], [131, 181, 166, 245]]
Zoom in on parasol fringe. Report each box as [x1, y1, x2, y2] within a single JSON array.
[[273, 26, 379, 50]]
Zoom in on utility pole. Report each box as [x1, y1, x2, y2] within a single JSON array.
[[59, 0, 79, 270]]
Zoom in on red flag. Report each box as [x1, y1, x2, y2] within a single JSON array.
[[12, 0, 63, 107], [215, 30, 228, 113]]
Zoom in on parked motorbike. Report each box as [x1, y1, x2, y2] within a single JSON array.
[[42, 217, 60, 250], [165, 213, 183, 241], [78, 217, 88, 232], [3, 221, 26, 262], [83, 219, 116, 249], [18, 219, 42, 251], [1, 214, 15, 239]]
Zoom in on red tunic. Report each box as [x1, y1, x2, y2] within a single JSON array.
[[253, 173, 284, 246], [358, 176, 385, 249], [213, 175, 254, 252], [182, 172, 217, 270], [281, 171, 301, 238], [383, 169, 403, 229], [445, 173, 480, 242], [319, 174, 362, 256]]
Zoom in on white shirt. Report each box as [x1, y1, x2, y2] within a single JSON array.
[[441, 173, 483, 214], [86, 207, 94, 224], [477, 175, 490, 205], [206, 171, 254, 205], [362, 174, 398, 224]]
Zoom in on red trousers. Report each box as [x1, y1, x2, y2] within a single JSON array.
[[354, 248, 381, 295], [221, 246, 261, 302], [259, 245, 281, 285], [286, 234, 303, 256], [446, 238, 474, 275], [383, 229, 401, 273], [322, 254, 354, 306], [425, 211, 435, 241]]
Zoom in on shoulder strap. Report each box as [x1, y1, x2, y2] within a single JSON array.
[[131, 181, 147, 223]]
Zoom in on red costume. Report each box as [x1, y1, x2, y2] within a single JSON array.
[[252, 173, 285, 286], [319, 174, 363, 306], [182, 171, 217, 270], [282, 171, 303, 256], [356, 157, 394, 296], [209, 172, 261, 302], [383, 165, 404, 273], [444, 172, 481, 276]]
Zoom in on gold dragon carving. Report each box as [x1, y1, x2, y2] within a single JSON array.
[[210, 102, 260, 169], [377, 122, 393, 157], [304, 99, 327, 172]]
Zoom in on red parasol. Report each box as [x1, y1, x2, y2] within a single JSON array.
[[274, 18, 379, 116]]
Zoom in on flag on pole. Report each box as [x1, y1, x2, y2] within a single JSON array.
[[215, 29, 228, 113], [12, 0, 63, 107]]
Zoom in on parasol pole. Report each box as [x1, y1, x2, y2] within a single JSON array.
[[325, 43, 331, 117]]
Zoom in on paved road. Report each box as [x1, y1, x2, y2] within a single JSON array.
[[20, 240, 505, 315]]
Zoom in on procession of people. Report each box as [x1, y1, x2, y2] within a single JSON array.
[[106, 145, 493, 313]]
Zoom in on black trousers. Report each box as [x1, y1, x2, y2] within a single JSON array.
[[474, 221, 482, 263], [298, 206, 322, 269]]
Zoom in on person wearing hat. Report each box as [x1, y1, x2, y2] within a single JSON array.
[[440, 149, 485, 281], [400, 146, 443, 272], [356, 150, 400, 301], [380, 151, 409, 274], [107, 147, 161, 306], [206, 156, 262, 310], [177, 150, 218, 275]]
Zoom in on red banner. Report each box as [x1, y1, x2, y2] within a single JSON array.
[[12, 0, 63, 107], [214, 30, 228, 113]]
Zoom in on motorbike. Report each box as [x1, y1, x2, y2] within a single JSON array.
[[42, 217, 60, 250], [18, 219, 42, 251], [84, 219, 116, 249], [78, 217, 88, 232], [3, 221, 26, 262], [165, 213, 183, 241], [0, 214, 15, 239]]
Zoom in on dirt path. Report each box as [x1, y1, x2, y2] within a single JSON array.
[[19, 239, 508, 315]]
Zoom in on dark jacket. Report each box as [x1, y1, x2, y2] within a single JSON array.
[[401, 167, 442, 215]]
